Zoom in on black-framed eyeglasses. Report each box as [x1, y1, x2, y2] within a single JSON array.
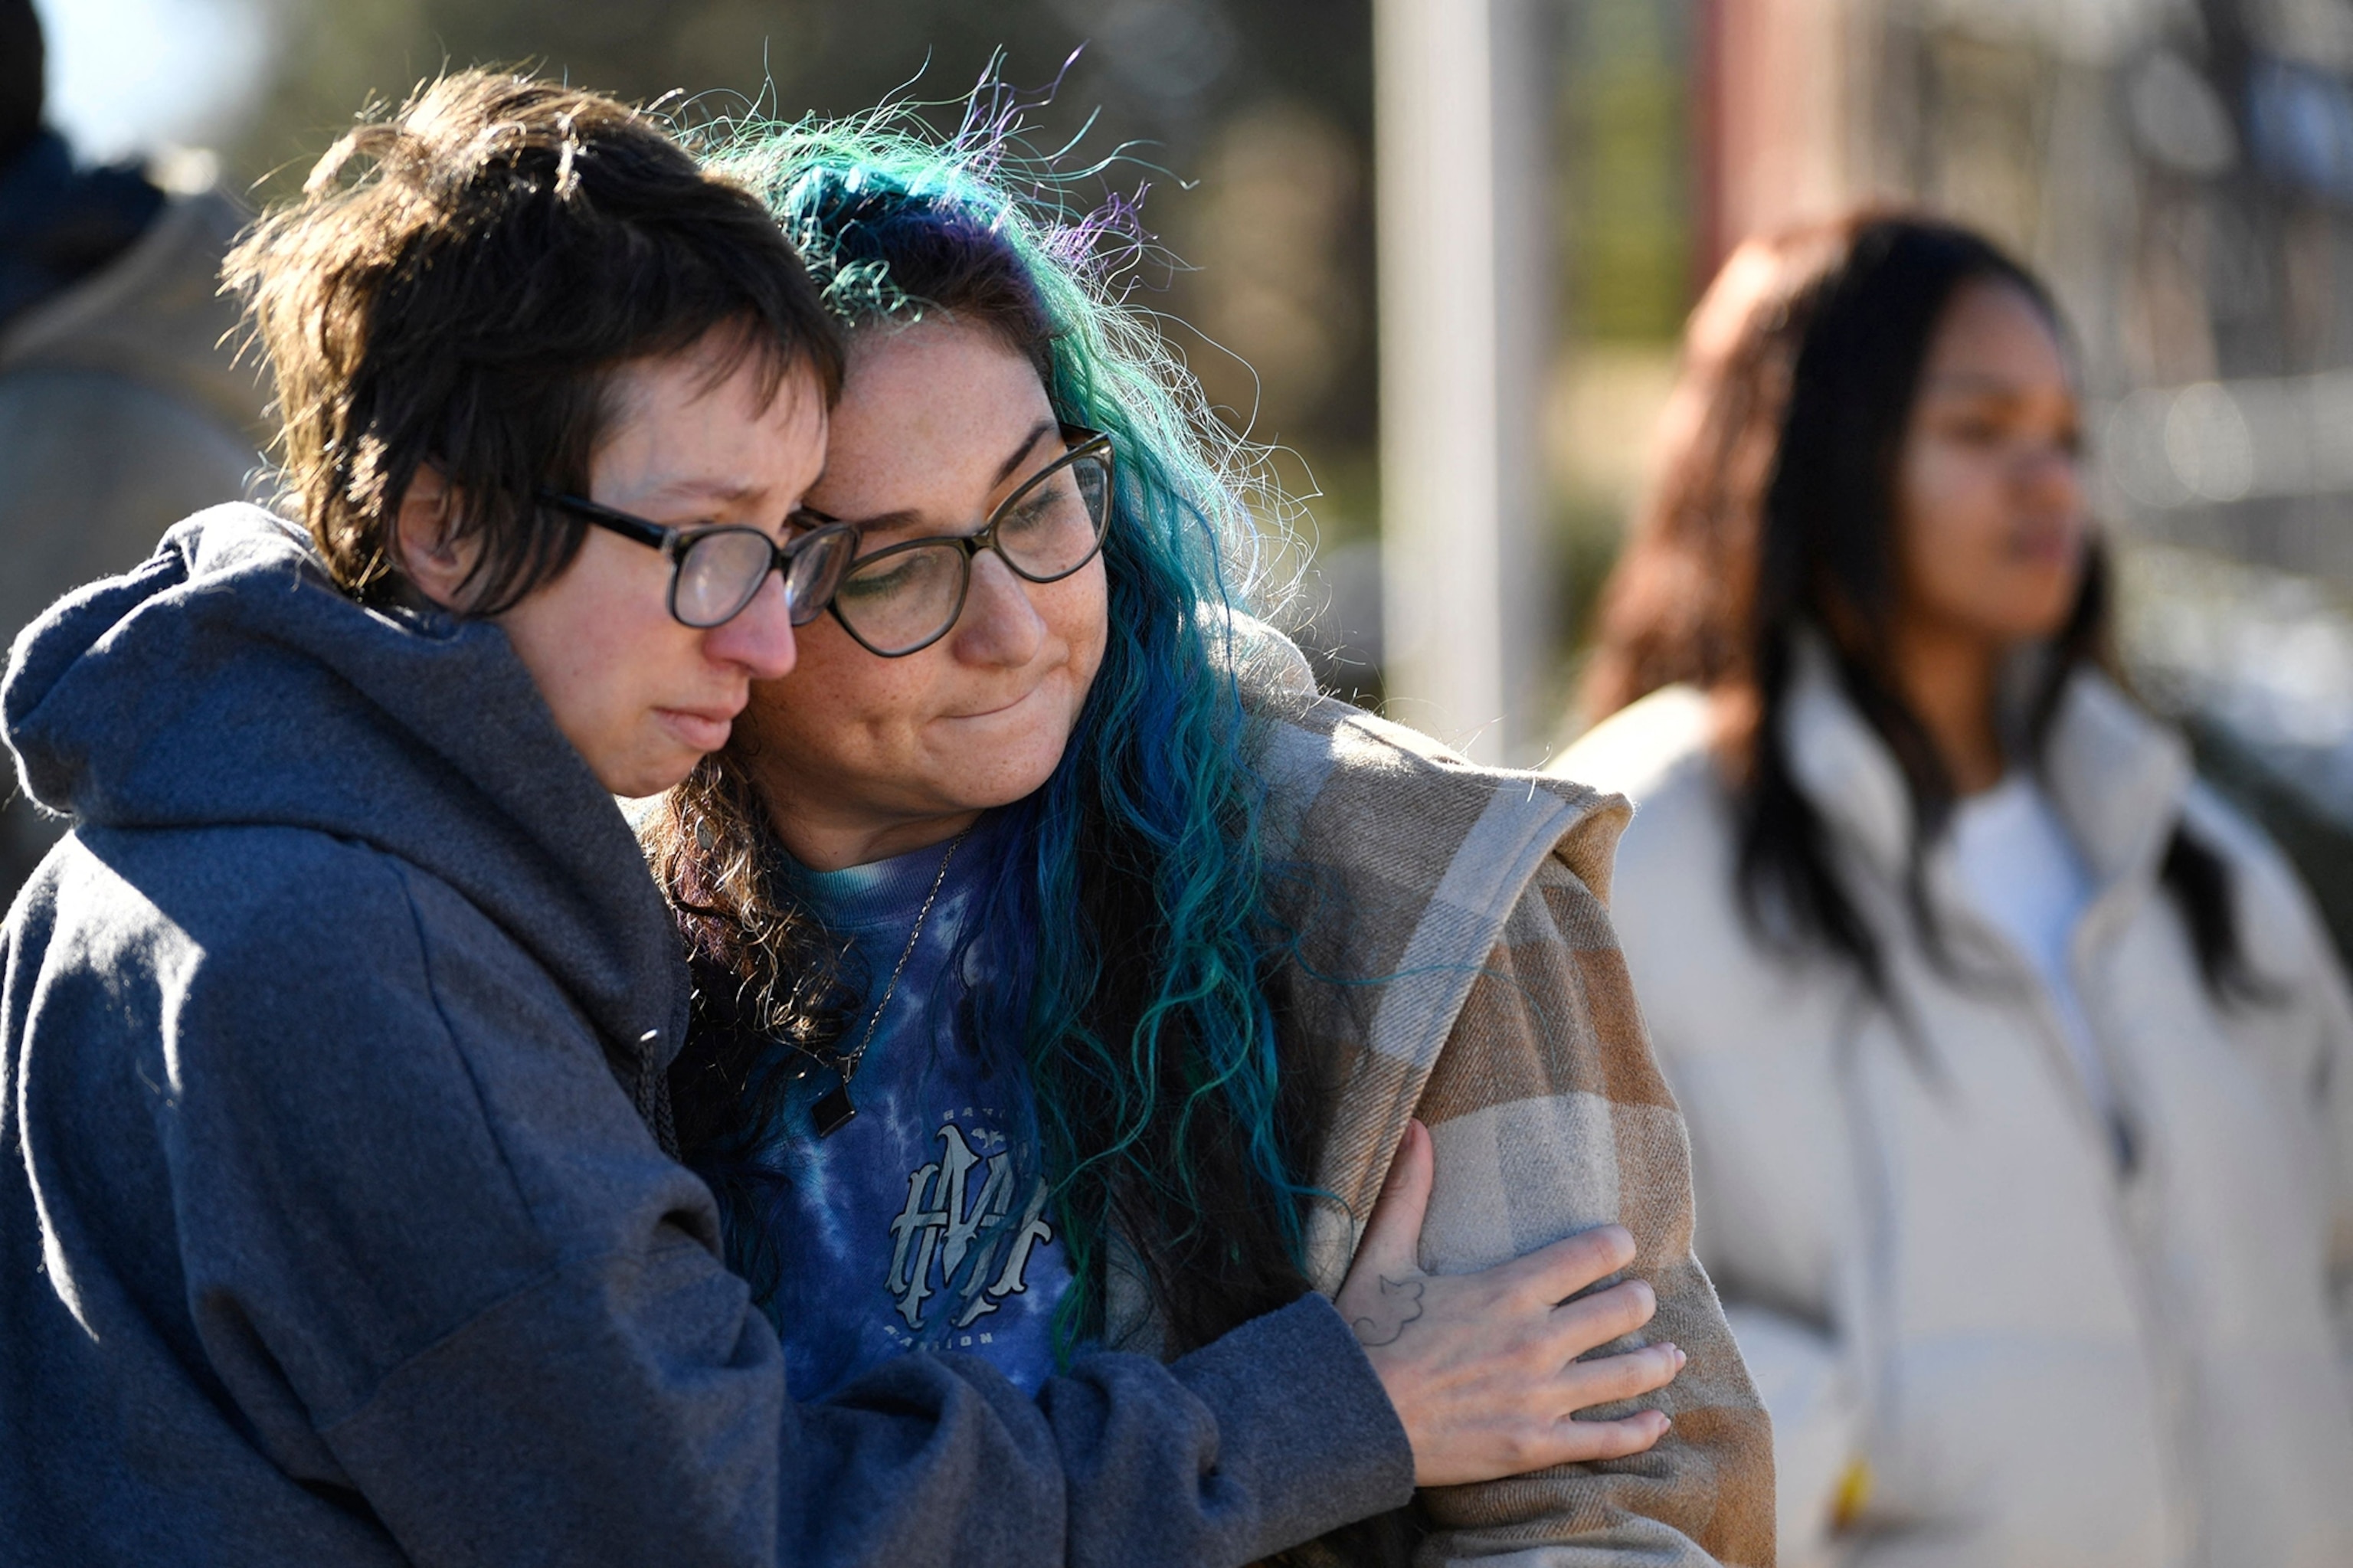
[[809, 425, 1114, 658], [536, 490, 859, 630]]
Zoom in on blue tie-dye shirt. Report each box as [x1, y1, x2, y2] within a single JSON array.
[[752, 813, 1072, 1399]]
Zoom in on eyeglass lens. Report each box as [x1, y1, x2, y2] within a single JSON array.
[[672, 527, 855, 630], [833, 450, 1110, 656]]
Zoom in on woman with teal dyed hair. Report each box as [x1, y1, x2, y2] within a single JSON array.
[[643, 98, 1773, 1565]]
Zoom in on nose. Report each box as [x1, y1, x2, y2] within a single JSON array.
[[951, 550, 1048, 669], [702, 568, 799, 681], [2018, 440, 2083, 516]]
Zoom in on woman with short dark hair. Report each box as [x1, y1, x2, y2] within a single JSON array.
[[1559, 212, 2353, 1567], [0, 69, 856, 1563]]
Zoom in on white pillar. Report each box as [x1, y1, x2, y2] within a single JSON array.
[[1374, 0, 1550, 764]]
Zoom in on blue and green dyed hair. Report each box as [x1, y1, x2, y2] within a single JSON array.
[[653, 85, 1334, 1354]]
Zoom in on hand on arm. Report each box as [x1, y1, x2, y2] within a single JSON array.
[[166, 851, 1425, 1568], [1389, 851, 1777, 1564], [1335, 1118, 1683, 1485]]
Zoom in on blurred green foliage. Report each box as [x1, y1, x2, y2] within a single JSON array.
[[1546, 0, 1697, 712], [228, 0, 1378, 480], [234, 0, 1366, 195], [218, 0, 1710, 688], [1558, 0, 1691, 344]]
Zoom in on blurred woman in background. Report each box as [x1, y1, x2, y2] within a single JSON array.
[[1559, 213, 2353, 1567], [639, 105, 1775, 1565]]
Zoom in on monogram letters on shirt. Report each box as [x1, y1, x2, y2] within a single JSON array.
[[884, 1119, 1056, 1331]]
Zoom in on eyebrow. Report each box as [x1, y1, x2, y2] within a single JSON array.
[[817, 420, 1063, 534], [1921, 373, 2050, 398], [628, 477, 770, 512], [993, 421, 1059, 487]]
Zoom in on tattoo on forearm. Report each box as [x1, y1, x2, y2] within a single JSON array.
[[1352, 1275, 1427, 1347]]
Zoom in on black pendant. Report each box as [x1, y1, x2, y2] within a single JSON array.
[[812, 1080, 857, 1138]]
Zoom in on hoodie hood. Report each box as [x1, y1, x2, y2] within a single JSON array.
[[2, 502, 686, 1111]]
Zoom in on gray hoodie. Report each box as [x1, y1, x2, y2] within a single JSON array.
[[0, 504, 1413, 1566]]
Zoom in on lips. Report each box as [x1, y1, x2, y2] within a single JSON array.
[[948, 686, 1041, 721], [2008, 522, 2080, 565], [655, 705, 741, 754]]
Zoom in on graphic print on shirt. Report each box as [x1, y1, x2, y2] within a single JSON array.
[[883, 1113, 1057, 1340]]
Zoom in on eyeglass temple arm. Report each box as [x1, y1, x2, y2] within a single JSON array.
[[538, 490, 671, 552]]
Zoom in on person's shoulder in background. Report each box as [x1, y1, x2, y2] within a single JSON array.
[[1550, 683, 1718, 807], [2179, 775, 2351, 989], [0, 155, 274, 595], [1549, 683, 1805, 1088], [1, 159, 269, 439], [1550, 683, 1739, 910], [0, 143, 276, 906]]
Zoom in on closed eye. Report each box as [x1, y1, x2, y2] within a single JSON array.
[[998, 493, 1059, 533]]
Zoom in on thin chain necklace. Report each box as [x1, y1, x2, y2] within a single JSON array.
[[810, 825, 972, 1138]]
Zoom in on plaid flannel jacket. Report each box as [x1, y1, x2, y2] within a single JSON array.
[[1128, 633, 1774, 1566]]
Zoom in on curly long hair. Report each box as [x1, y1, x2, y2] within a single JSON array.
[[1581, 211, 2260, 1003], [642, 85, 1333, 1357]]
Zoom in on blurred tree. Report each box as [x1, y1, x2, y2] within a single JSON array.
[[1559, 0, 1690, 344], [1546, 0, 1697, 732], [231, 0, 1376, 477]]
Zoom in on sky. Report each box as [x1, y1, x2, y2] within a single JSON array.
[[34, 0, 273, 162]]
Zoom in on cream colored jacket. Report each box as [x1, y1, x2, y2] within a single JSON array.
[[1556, 656, 2353, 1568]]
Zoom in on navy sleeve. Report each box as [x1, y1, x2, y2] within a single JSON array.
[[153, 835, 1409, 1566]]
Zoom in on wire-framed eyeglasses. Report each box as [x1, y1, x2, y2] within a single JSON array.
[[810, 425, 1114, 658], [535, 490, 859, 630]]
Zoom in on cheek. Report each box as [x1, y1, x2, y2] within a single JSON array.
[[742, 621, 920, 758], [1900, 442, 2000, 542], [506, 572, 646, 738], [1048, 561, 1111, 688], [971, 569, 1104, 781], [1897, 444, 2011, 601], [502, 601, 718, 799]]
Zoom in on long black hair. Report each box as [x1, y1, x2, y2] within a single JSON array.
[[1582, 211, 2263, 1003]]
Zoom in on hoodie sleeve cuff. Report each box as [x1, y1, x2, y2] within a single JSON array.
[[1167, 1290, 1418, 1551]]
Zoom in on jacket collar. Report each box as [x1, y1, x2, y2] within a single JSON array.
[[1779, 632, 2191, 894], [1222, 622, 1631, 1291]]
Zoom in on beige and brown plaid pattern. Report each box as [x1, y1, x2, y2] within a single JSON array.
[[1180, 651, 1773, 1566]]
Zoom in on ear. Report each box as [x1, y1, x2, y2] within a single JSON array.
[[393, 464, 480, 611]]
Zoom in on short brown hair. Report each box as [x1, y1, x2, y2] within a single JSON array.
[[227, 70, 843, 612]]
